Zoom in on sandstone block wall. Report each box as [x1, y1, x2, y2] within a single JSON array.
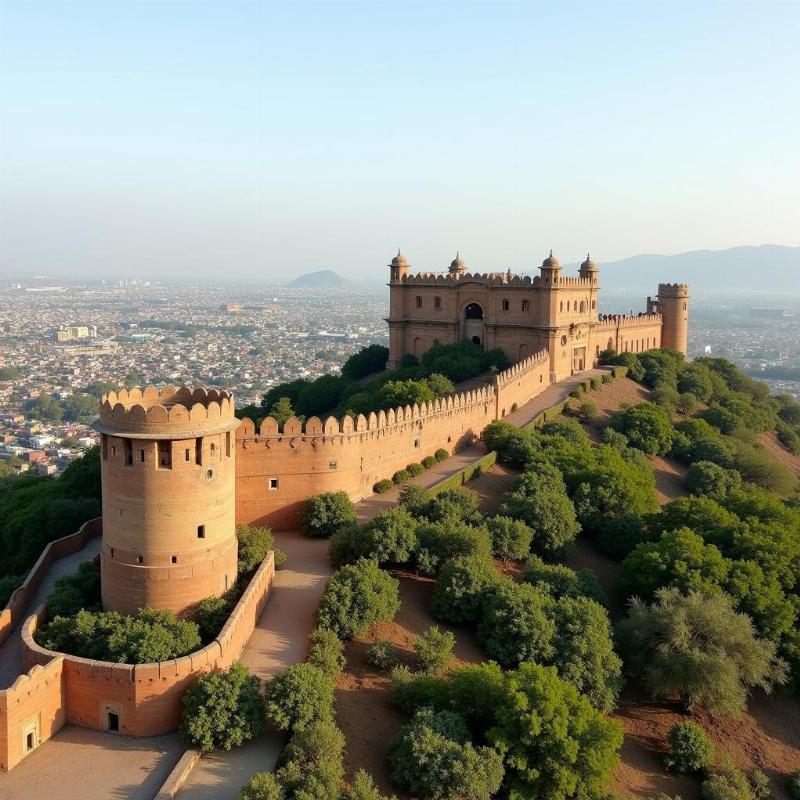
[[0, 551, 274, 770], [235, 351, 550, 530]]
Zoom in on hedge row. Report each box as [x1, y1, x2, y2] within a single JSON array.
[[373, 449, 450, 493]]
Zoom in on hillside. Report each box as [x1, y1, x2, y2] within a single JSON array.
[[286, 269, 352, 289], [596, 244, 800, 293]]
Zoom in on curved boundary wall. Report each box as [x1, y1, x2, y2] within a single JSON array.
[[0, 518, 102, 648], [235, 350, 551, 530], [0, 550, 275, 771]]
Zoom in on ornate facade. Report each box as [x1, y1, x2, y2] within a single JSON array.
[[386, 250, 689, 380]]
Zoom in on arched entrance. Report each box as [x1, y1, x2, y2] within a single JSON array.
[[463, 303, 484, 346]]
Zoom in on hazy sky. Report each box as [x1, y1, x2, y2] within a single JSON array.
[[1, 1, 799, 282]]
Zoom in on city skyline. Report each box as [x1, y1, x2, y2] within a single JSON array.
[[1, 1, 799, 281]]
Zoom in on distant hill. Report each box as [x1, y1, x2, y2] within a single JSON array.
[[596, 245, 800, 293], [287, 270, 352, 289]]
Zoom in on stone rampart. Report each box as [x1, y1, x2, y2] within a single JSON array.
[[0, 550, 274, 770], [235, 352, 552, 529], [0, 518, 102, 648]]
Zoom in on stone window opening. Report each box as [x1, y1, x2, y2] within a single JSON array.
[[269, 477, 279, 490], [414, 438, 420, 448], [206, 468, 214, 481], [195, 437, 202, 466], [415, 296, 422, 308], [158, 442, 171, 469], [171, 555, 177, 564], [502, 299, 510, 311], [139, 449, 145, 463], [124, 439, 133, 467], [197, 525, 206, 539], [329, 460, 337, 470], [137, 555, 143, 564], [111, 444, 116, 457], [522, 300, 529, 312], [434, 296, 442, 309], [106, 711, 119, 733], [210, 442, 216, 457], [102, 435, 108, 460], [226, 432, 231, 458], [185, 448, 191, 462], [559, 301, 563, 312]]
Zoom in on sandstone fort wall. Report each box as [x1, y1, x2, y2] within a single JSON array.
[[0, 550, 274, 771], [235, 351, 550, 530]]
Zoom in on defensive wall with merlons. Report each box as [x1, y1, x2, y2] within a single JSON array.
[[0, 550, 275, 772], [234, 350, 550, 530]]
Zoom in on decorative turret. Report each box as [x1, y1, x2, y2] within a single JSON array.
[[579, 252, 598, 277], [448, 252, 466, 275], [389, 249, 410, 282], [539, 249, 561, 287], [655, 283, 690, 355]]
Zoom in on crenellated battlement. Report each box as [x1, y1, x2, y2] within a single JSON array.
[[96, 385, 238, 437], [494, 349, 549, 387], [401, 271, 536, 287], [597, 312, 662, 329], [657, 282, 689, 295]]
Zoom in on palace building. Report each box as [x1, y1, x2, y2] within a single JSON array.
[[386, 250, 689, 379]]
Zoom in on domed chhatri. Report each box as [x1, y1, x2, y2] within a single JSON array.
[[541, 249, 561, 270], [389, 249, 408, 267], [580, 253, 598, 272], [449, 251, 466, 274]]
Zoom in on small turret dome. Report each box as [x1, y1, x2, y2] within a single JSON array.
[[389, 249, 408, 268], [449, 251, 466, 273], [541, 249, 561, 270], [580, 253, 597, 272]]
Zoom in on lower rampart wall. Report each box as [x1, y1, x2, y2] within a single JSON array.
[[0, 518, 102, 648], [0, 551, 275, 771], [235, 351, 550, 530], [595, 316, 663, 355]]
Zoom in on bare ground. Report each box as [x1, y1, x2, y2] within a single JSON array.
[[759, 430, 800, 479]]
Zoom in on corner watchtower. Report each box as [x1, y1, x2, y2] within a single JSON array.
[[94, 386, 240, 617], [655, 283, 690, 354]]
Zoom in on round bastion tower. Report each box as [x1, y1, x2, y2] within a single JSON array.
[[657, 283, 690, 355], [94, 386, 240, 617]]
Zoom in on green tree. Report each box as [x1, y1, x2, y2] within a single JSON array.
[[389, 708, 504, 800], [664, 721, 714, 773], [316, 559, 400, 638], [240, 773, 283, 800], [617, 528, 731, 601], [302, 491, 357, 538], [181, 663, 264, 751], [610, 402, 675, 455], [618, 588, 786, 716], [477, 581, 555, 667], [263, 662, 334, 731], [425, 373, 455, 397], [307, 626, 346, 678], [414, 626, 455, 673], [521, 556, 605, 604], [415, 521, 492, 575], [431, 555, 501, 624], [486, 515, 533, 562], [686, 461, 742, 500], [268, 396, 295, 429], [353, 507, 418, 564], [702, 763, 771, 800], [275, 719, 345, 800], [237, 524, 285, 573], [488, 662, 623, 800], [341, 344, 389, 380], [345, 770, 399, 800]]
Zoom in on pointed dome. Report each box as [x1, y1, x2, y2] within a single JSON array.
[[541, 249, 561, 270], [449, 251, 466, 273], [580, 252, 598, 272], [389, 249, 409, 268]]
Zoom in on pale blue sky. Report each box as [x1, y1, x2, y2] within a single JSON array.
[[1, 1, 798, 281]]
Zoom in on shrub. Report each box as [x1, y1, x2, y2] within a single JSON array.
[[374, 479, 393, 494], [392, 469, 410, 484], [181, 663, 264, 751], [195, 592, 236, 641], [431, 555, 501, 624], [500, 470, 580, 557], [367, 639, 397, 670], [421, 488, 482, 524], [389, 708, 504, 800], [488, 662, 623, 800], [618, 588, 786, 716], [601, 427, 629, 449], [346, 770, 399, 800], [789, 768, 800, 800], [307, 627, 346, 678], [434, 448, 449, 462], [240, 772, 283, 800], [610, 402, 675, 455], [237, 524, 286, 572], [349, 508, 418, 565], [575, 399, 599, 423], [406, 462, 424, 477], [316, 559, 400, 638], [302, 491, 356, 538], [415, 521, 492, 575], [263, 662, 334, 731], [477, 581, 555, 667], [276, 719, 345, 800], [686, 461, 742, 499], [521, 556, 605, 603], [421, 455, 436, 469], [486, 515, 532, 562], [664, 721, 714, 773], [602, 373, 612, 383], [702, 764, 771, 800], [38, 607, 201, 663], [45, 560, 101, 618], [676, 392, 699, 416], [569, 387, 583, 398], [414, 626, 455, 673]]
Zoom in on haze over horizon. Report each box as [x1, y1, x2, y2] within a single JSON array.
[[1, 1, 799, 282]]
